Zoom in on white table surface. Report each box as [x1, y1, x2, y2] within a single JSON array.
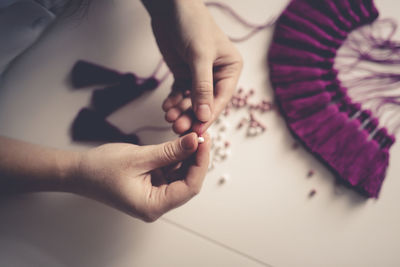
[[1, 1, 400, 266]]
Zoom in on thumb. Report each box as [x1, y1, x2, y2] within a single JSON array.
[[141, 132, 199, 169], [191, 57, 214, 122]]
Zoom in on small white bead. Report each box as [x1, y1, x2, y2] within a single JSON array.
[[198, 136, 205, 143]]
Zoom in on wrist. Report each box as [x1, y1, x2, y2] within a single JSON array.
[[56, 150, 83, 193]]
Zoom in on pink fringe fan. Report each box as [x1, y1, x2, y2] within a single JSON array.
[[268, 0, 400, 198]]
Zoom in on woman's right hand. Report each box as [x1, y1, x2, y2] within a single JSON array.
[[71, 132, 210, 222]]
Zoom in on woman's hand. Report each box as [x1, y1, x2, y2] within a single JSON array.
[[72, 133, 210, 222], [0, 133, 210, 222], [143, 0, 243, 134]]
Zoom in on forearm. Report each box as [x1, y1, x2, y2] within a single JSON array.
[[0, 136, 80, 194]]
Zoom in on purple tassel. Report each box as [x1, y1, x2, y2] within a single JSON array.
[[329, 124, 370, 186], [71, 108, 140, 144], [349, 0, 371, 25], [335, 0, 361, 26], [280, 92, 332, 122], [275, 79, 339, 101], [373, 128, 389, 144], [91, 76, 158, 116], [287, 0, 348, 39], [290, 105, 339, 137], [341, 139, 378, 189], [71, 60, 123, 88], [343, 101, 362, 117], [269, 43, 334, 68], [270, 64, 337, 84], [339, 126, 391, 198], [356, 109, 372, 124], [318, 119, 362, 165], [336, 96, 362, 118], [303, 112, 348, 152], [358, 129, 393, 198], [279, 11, 343, 48], [380, 134, 396, 149], [316, 1, 352, 30], [70, 60, 164, 146], [364, 118, 379, 133], [358, 145, 389, 198], [274, 24, 337, 58], [363, 0, 379, 22]]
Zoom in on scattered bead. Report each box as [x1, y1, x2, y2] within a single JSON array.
[[218, 174, 230, 185], [309, 189, 317, 198], [223, 88, 273, 137], [307, 170, 315, 178], [208, 87, 274, 174]]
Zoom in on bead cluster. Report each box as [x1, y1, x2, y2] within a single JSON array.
[[224, 88, 273, 137], [208, 88, 274, 185]]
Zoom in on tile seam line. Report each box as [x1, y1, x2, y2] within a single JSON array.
[[160, 217, 273, 267]]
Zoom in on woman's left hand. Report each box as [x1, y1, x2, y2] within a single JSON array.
[[144, 0, 243, 134]]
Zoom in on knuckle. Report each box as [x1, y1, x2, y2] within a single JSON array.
[[195, 81, 213, 97], [191, 46, 209, 60], [162, 142, 178, 162]]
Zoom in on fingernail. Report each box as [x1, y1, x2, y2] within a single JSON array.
[[181, 134, 196, 150], [197, 104, 211, 122]]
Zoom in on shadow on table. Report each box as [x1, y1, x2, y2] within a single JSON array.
[[0, 193, 148, 267]]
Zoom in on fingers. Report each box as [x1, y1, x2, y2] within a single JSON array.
[[163, 94, 195, 134], [162, 91, 183, 112], [141, 132, 199, 169], [172, 113, 192, 134], [161, 133, 210, 210], [191, 57, 214, 123], [165, 97, 192, 123], [164, 61, 241, 135], [192, 77, 236, 134]]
